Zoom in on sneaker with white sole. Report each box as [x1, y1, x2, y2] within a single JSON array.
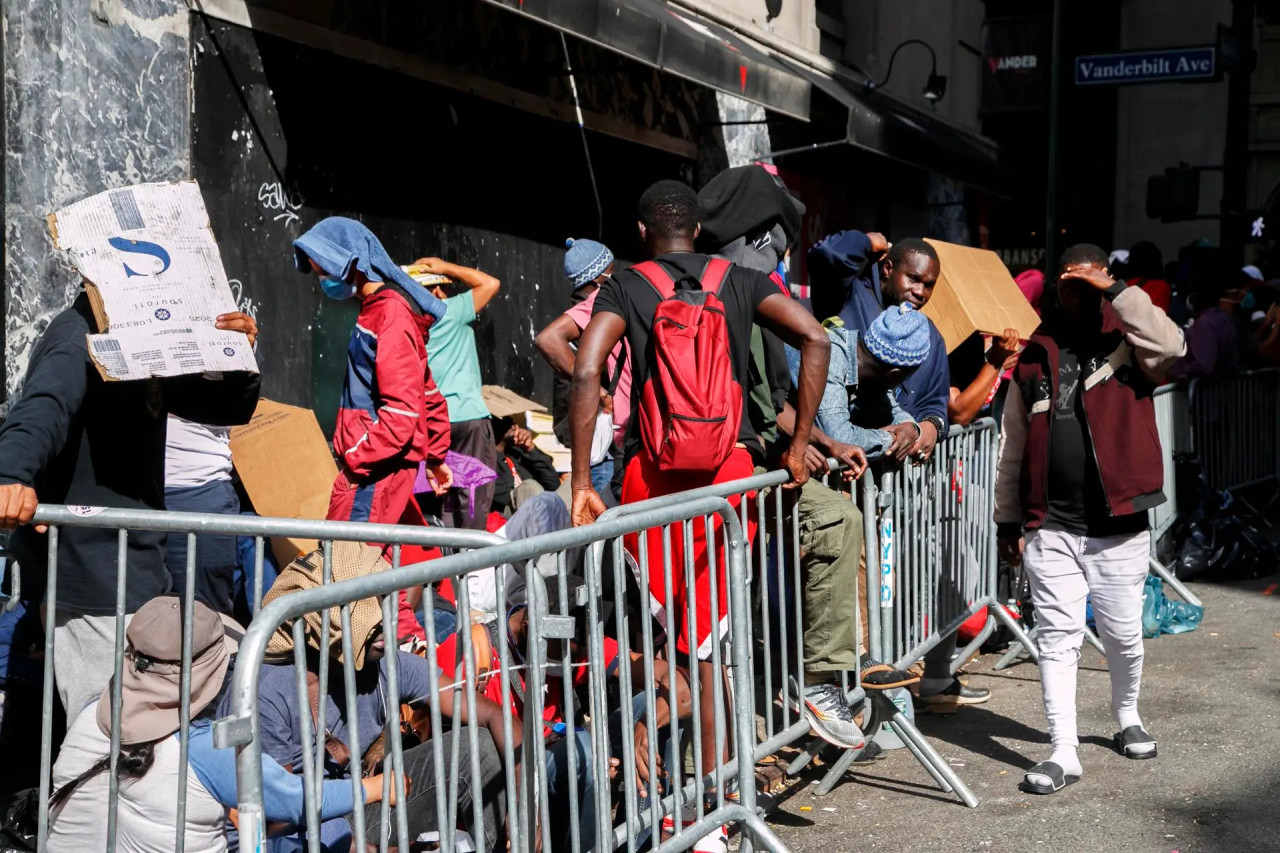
[[660, 801, 728, 853], [796, 679, 866, 751]]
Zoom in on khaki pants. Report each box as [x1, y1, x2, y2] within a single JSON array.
[[794, 479, 862, 673]]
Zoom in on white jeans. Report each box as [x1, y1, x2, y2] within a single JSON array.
[[1023, 528, 1150, 749]]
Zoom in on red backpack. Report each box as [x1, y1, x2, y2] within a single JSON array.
[[631, 257, 742, 472]]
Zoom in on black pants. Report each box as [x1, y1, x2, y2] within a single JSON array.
[[163, 479, 239, 614], [361, 729, 506, 851], [441, 418, 497, 530]]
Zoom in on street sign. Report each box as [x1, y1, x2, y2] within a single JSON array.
[[1075, 47, 1216, 86]]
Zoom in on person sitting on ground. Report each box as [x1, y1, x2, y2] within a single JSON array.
[[227, 541, 520, 852], [996, 243, 1185, 795], [536, 238, 625, 502], [439, 569, 692, 851], [48, 596, 380, 852], [490, 416, 561, 516], [568, 178, 830, 853]]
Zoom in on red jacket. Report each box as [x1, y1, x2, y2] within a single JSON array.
[[333, 286, 451, 477], [995, 284, 1186, 531]]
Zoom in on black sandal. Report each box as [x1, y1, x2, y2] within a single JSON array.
[[1020, 761, 1080, 795], [1114, 725, 1158, 760]]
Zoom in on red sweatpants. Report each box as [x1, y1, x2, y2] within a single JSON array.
[[621, 448, 757, 661]]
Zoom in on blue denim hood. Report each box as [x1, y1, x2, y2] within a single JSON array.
[[293, 216, 447, 321]]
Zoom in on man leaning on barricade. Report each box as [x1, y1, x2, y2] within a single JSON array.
[[808, 231, 990, 712], [567, 178, 831, 853], [0, 265, 260, 739], [777, 303, 936, 751]]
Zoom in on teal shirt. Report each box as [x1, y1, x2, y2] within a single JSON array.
[[426, 292, 489, 423]]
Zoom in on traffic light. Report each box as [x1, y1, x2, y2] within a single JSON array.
[[1146, 164, 1201, 223]]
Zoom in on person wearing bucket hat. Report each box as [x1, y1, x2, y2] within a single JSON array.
[[536, 237, 626, 502], [227, 543, 519, 851], [48, 596, 383, 852]]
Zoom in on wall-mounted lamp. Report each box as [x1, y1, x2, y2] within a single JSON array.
[[865, 39, 947, 104]]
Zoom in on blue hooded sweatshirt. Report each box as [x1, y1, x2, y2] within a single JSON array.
[[807, 230, 950, 432], [293, 216, 447, 321]]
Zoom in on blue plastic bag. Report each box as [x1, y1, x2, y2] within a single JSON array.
[[1140, 575, 1204, 638]]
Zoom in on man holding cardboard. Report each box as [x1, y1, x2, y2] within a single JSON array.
[[808, 233, 950, 463], [0, 299, 260, 722], [0, 183, 262, 723], [809, 232, 1001, 710]]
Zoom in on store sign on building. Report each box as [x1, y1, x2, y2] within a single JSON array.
[[1075, 47, 1216, 86], [982, 18, 1046, 113], [994, 247, 1045, 271]]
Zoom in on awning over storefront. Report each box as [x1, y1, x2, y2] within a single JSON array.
[[781, 59, 1009, 196], [481, 0, 812, 120]]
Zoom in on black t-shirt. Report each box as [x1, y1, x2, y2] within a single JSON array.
[[1043, 346, 1148, 537], [592, 252, 781, 462]]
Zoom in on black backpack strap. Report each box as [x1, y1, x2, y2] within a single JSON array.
[[606, 337, 628, 396]]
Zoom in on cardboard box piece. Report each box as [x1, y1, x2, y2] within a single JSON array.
[[482, 385, 546, 419], [230, 398, 337, 566], [47, 181, 260, 381], [921, 240, 1041, 353]]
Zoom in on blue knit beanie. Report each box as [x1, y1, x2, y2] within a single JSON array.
[[863, 303, 931, 368], [564, 238, 614, 289]]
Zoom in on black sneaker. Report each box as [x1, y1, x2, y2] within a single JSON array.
[[914, 679, 991, 713], [860, 659, 921, 691]]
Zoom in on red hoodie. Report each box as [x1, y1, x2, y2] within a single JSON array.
[[333, 286, 451, 475]]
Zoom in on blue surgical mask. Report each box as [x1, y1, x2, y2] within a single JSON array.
[[319, 275, 356, 301]]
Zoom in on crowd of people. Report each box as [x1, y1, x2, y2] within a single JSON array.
[[0, 159, 1267, 850]]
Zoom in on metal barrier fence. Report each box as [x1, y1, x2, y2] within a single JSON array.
[[13, 506, 504, 853], [15, 395, 1229, 849], [1147, 383, 1203, 608], [594, 422, 1033, 810], [1187, 368, 1280, 498], [216, 494, 787, 853]]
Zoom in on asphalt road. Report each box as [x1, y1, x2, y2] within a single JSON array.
[[760, 575, 1280, 853]]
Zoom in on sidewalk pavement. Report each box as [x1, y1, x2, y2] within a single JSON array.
[[761, 575, 1280, 853]]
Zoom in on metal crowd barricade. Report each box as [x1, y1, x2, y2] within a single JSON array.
[[594, 466, 870, 774], [1187, 367, 1280, 504], [17, 505, 503, 853], [1146, 382, 1202, 607], [818, 420, 1030, 806], [593, 444, 1010, 811], [218, 495, 788, 853]]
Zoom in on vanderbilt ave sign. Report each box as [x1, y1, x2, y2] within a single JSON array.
[[1075, 46, 1216, 86]]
